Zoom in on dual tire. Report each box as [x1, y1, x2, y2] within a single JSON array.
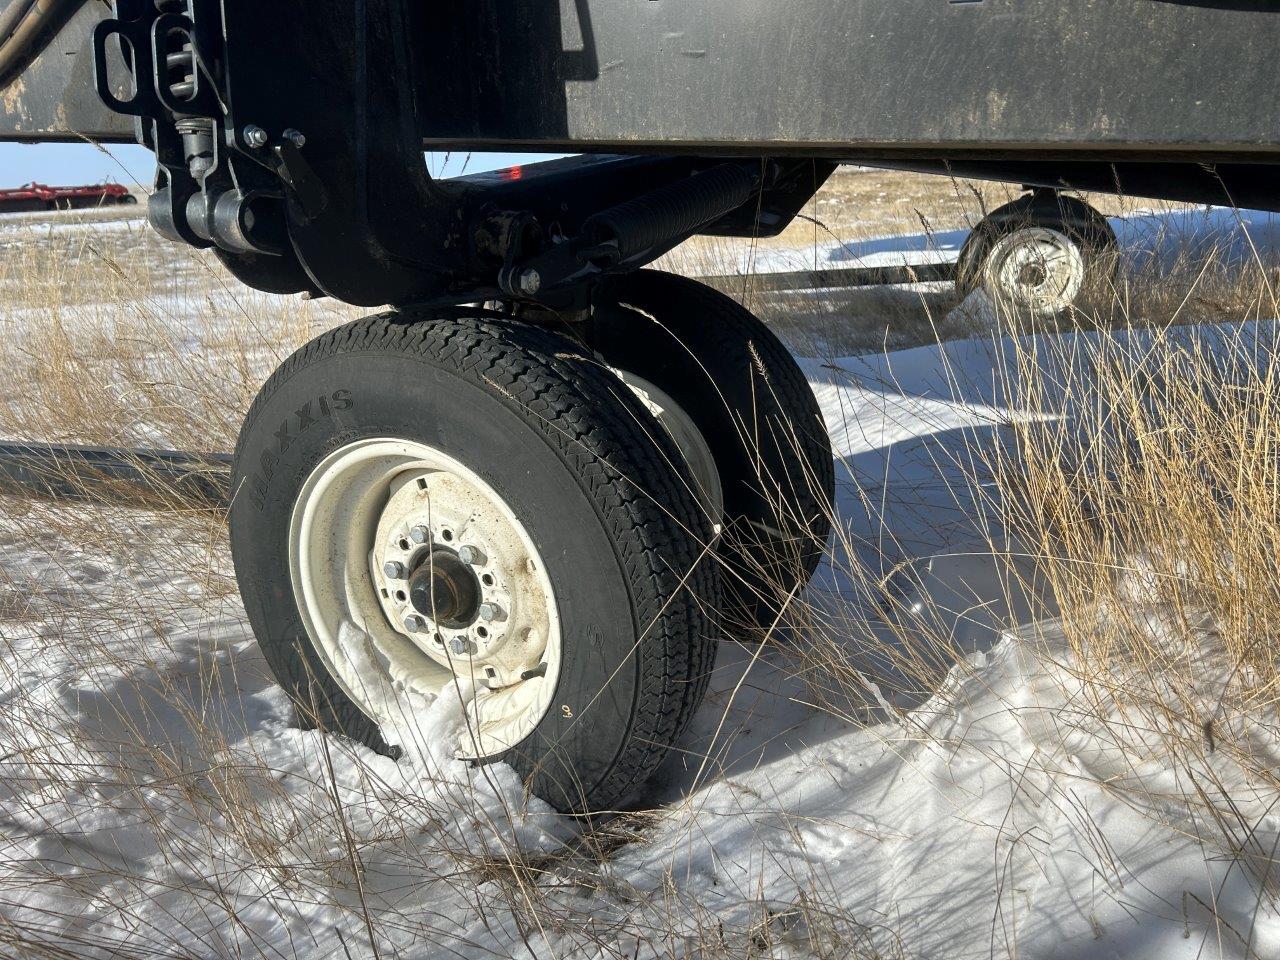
[[230, 274, 833, 812], [957, 193, 1117, 317]]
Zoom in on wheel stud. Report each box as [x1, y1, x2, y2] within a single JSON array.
[[450, 636, 476, 656], [479, 602, 506, 623], [383, 560, 406, 579], [409, 524, 430, 545], [403, 613, 427, 633], [458, 544, 486, 566]]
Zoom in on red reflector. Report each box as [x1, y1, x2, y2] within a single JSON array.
[[501, 166, 524, 181]]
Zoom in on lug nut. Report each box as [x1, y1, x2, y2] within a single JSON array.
[[479, 602, 506, 623], [409, 525, 430, 545], [458, 545, 486, 566], [518, 268, 541, 296], [243, 125, 268, 148], [383, 560, 406, 580], [450, 636, 476, 656], [403, 614, 426, 633]]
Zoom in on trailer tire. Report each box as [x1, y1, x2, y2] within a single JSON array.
[[957, 193, 1117, 317], [230, 311, 720, 813], [589, 270, 834, 636]]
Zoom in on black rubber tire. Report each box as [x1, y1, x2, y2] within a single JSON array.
[[229, 311, 721, 813], [956, 193, 1118, 309], [587, 270, 835, 637]]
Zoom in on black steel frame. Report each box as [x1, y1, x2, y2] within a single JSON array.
[[71, 0, 835, 307], [3, 0, 1280, 309]]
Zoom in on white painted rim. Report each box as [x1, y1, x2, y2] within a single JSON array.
[[983, 226, 1086, 317], [613, 369, 725, 532], [287, 437, 561, 760]]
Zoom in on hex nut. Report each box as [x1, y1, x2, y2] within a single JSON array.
[[403, 614, 426, 633], [458, 545, 486, 566], [243, 125, 268, 148], [383, 560, 406, 580], [519, 269, 541, 296], [409, 525, 430, 545], [478, 602, 506, 623]]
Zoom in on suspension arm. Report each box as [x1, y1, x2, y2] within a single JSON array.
[[78, 0, 829, 308]]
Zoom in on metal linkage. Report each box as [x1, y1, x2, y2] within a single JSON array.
[[84, 0, 831, 309]]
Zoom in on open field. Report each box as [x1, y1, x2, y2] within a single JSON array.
[[0, 169, 1279, 958]]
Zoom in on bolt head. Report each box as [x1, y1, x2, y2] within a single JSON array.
[[383, 560, 406, 580], [478, 602, 506, 623], [243, 125, 268, 148], [450, 636, 476, 656], [518, 269, 542, 296], [409, 525, 430, 545], [403, 613, 426, 633], [458, 545, 486, 566], [282, 128, 306, 148]]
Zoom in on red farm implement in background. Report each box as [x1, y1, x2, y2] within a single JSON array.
[[0, 182, 137, 213]]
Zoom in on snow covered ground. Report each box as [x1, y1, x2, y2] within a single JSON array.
[[1, 210, 1278, 958], [687, 205, 1280, 279], [2, 312, 1277, 958]]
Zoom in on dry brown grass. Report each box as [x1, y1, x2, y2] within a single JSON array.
[[0, 176, 1278, 957], [0, 209, 357, 452], [1000, 320, 1280, 802]]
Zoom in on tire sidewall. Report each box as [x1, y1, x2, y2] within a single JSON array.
[[590, 271, 832, 626], [230, 339, 649, 808]]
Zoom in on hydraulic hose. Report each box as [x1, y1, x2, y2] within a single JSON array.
[[0, 0, 88, 92], [582, 163, 759, 264]]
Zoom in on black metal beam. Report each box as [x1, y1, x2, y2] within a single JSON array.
[[0, 442, 230, 508], [699, 263, 955, 295], [6, 1, 1280, 162], [0, 2, 131, 141], [418, 0, 1280, 158]]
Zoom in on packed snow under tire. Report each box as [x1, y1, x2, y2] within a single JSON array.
[[229, 311, 721, 813]]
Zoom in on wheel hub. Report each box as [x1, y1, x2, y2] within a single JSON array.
[[1016, 261, 1048, 288], [371, 468, 546, 686], [985, 226, 1086, 316], [408, 549, 480, 628], [289, 437, 562, 760]]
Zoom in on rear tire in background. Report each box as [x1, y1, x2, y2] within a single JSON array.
[[588, 270, 835, 637], [956, 193, 1118, 318], [230, 312, 720, 813]]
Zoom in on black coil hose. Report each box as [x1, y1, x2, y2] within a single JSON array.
[[0, 0, 89, 93], [583, 163, 759, 264]]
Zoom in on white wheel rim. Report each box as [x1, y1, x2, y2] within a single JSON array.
[[613, 369, 725, 531], [287, 438, 561, 759], [983, 226, 1086, 317]]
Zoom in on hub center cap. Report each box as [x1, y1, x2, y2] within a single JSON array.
[[409, 549, 480, 628], [1018, 261, 1048, 288]]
